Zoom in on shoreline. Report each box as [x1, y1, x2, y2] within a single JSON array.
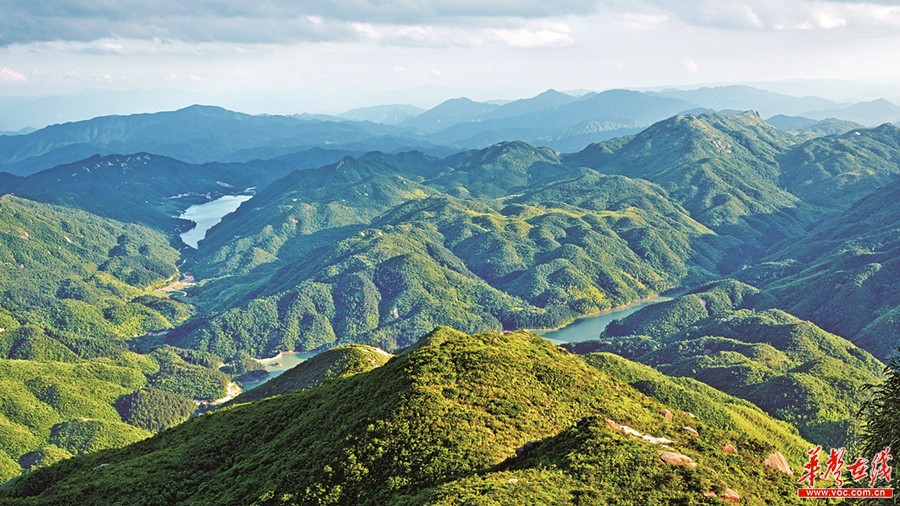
[[524, 294, 667, 334], [257, 351, 284, 364]]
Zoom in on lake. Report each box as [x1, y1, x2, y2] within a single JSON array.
[[240, 351, 319, 390], [179, 195, 252, 248], [536, 296, 671, 344], [242, 296, 671, 390]]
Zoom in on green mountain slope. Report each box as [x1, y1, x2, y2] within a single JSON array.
[[0, 328, 809, 505], [779, 123, 900, 209], [587, 112, 798, 221], [175, 160, 722, 356], [571, 281, 884, 447], [191, 151, 440, 278], [10, 114, 894, 368], [0, 195, 187, 337], [741, 178, 900, 359], [0, 196, 242, 482], [574, 112, 814, 258], [0, 152, 319, 231], [231, 344, 392, 404], [584, 352, 810, 462], [426, 141, 565, 198]]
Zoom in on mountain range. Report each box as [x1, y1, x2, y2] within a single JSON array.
[[0, 92, 897, 502], [5, 85, 900, 178]]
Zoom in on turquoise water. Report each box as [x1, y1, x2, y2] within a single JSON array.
[[536, 296, 671, 344], [241, 351, 318, 390], [179, 195, 252, 248], [242, 297, 671, 390]]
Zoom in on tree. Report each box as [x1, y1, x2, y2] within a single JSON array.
[[861, 349, 899, 504]]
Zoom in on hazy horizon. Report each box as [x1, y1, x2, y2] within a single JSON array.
[[3, 1, 900, 129], [0, 78, 899, 133]]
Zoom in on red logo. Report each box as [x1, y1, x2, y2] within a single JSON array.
[[798, 446, 893, 499]]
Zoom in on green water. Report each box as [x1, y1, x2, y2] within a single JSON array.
[[241, 351, 318, 390], [537, 296, 671, 344], [243, 297, 671, 390]]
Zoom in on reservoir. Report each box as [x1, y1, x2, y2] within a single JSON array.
[[241, 351, 319, 390], [244, 296, 671, 389], [179, 195, 252, 248], [536, 296, 671, 344]]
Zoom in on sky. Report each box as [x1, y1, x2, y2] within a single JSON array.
[[2, 0, 900, 120]]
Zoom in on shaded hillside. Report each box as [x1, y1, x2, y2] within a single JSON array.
[[0, 328, 809, 505], [741, 179, 900, 359], [779, 123, 900, 209]]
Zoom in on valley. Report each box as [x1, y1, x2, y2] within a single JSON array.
[[178, 195, 253, 249], [0, 91, 897, 503]]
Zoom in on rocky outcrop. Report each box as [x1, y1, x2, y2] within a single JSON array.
[[658, 450, 696, 468], [515, 441, 536, 457], [763, 451, 792, 475], [605, 418, 675, 445], [722, 488, 740, 503]]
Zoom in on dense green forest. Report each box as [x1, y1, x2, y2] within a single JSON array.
[[0, 109, 897, 501], [0, 328, 812, 505], [739, 177, 900, 360], [0, 196, 256, 482], [569, 281, 884, 447], [160, 114, 899, 365]]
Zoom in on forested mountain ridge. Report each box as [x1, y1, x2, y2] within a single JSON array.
[[0, 151, 340, 231], [568, 281, 884, 447], [0, 105, 896, 496], [778, 123, 900, 209], [573, 111, 818, 255], [739, 178, 900, 359], [144, 112, 898, 361], [0, 105, 404, 176], [172, 140, 727, 356], [0, 195, 242, 483], [0, 328, 812, 505]]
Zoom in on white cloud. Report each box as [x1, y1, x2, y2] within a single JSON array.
[[491, 26, 574, 48], [644, 0, 900, 31], [99, 42, 125, 53], [682, 57, 700, 73], [0, 67, 28, 83]]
